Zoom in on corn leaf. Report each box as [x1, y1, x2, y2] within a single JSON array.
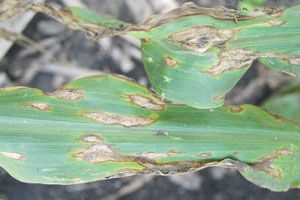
[[262, 80, 300, 122], [67, 4, 300, 108], [0, 75, 300, 191], [1, 2, 299, 108]]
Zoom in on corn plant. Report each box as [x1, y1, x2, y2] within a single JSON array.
[[0, 0, 300, 191]]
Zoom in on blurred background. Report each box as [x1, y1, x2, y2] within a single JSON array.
[[0, 0, 300, 199]]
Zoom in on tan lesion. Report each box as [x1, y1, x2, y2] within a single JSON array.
[[50, 88, 84, 100], [168, 26, 241, 53], [74, 135, 120, 163], [124, 94, 165, 111], [142, 38, 151, 44], [0, 0, 128, 40], [130, 2, 256, 31], [197, 152, 212, 158], [213, 94, 225, 102], [204, 48, 256, 76], [205, 49, 300, 76], [20, 102, 50, 111], [225, 105, 244, 113], [263, 109, 300, 128], [289, 57, 300, 66], [265, 19, 286, 26], [249, 149, 295, 178], [164, 56, 180, 67], [0, 151, 25, 160], [82, 111, 156, 127], [74, 134, 177, 164]]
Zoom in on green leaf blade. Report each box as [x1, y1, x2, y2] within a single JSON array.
[[1, 75, 300, 191]]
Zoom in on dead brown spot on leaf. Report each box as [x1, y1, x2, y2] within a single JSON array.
[[164, 56, 180, 67], [142, 38, 151, 44], [137, 152, 171, 160], [0, 1, 128, 40], [213, 94, 225, 102], [82, 134, 102, 143], [168, 149, 177, 153], [205, 49, 256, 76], [37, 5, 127, 40], [232, 151, 239, 155], [251, 149, 294, 178], [130, 2, 255, 31], [125, 94, 165, 111], [75, 137, 246, 177], [263, 109, 300, 128], [266, 19, 285, 26], [156, 130, 169, 136], [142, 159, 219, 175], [104, 169, 142, 180], [197, 152, 212, 158], [20, 102, 49, 111], [262, 7, 284, 18], [0, 151, 25, 160], [0, 0, 33, 22], [289, 57, 300, 66], [206, 49, 297, 76], [111, 74, 138, 84], [74, 135, 174, 164], [51, 89, 83, 100], [82, 112, 156, 127], [169, 26, 240, 53], [226, 105, 244, 113], [74, 137, 120, 163]]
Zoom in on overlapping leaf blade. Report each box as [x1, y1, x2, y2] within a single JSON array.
[[68, 4, 300, 108], [262, 80, 300, 122]]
